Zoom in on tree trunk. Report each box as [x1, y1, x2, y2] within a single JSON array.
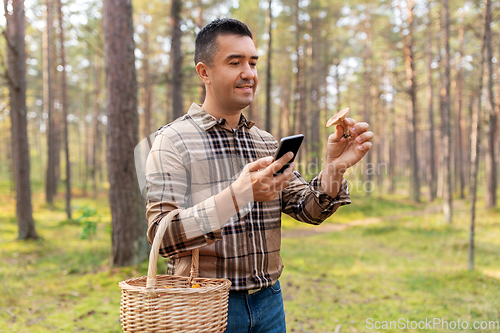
[[57, 0, 71, 220], [4, 0, 38, 240], [82, 54, 91, 197], [141, 20, 153, 139], [441, 0, 452, 223], [403, 0, 420, 203], [333, 56, 341, 112], [282, 76, 291, 137], [388, 101, 396, 193], [426, 0, 436, 202], [103, 0, 148, 266], [484, 0, 497, 209], [362, 37, 373, 196], [455, 10, 466, 199], [291, 0, 301, 136], [44, 0, 57, 206], [196, 0, 206, 104], [170, 0, 183, 119], [265, 0, 273, 134], [469, 0, 490, 270], [469, 94, 481, 271], [246, 100, 255, 122], [91, 58, 101, 199], [310, 16, 321, 172]]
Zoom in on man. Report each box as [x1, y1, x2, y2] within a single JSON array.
[[145, 18, 373, 332]]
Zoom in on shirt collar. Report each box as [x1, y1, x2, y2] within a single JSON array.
[[187, 103, 255, 132]]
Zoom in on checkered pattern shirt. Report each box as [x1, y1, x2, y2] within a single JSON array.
[[145, 103, 351, 291]]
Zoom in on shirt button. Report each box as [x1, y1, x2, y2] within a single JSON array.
[[240, 164, 244, 169], [248, 233, 253, 237]]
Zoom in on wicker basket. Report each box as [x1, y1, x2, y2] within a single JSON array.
[[119, 209, 232, 332]]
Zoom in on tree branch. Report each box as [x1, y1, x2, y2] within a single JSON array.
[[0, 37, 18, 90], [1, 29, 16, 52]]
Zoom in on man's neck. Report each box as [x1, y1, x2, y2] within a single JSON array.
[[201, 101, 242, 129]]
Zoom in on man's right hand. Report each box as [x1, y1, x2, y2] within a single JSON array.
[[233, 153, 295, 203]]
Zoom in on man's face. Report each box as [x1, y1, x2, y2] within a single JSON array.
[[207, 34, 259, 113]]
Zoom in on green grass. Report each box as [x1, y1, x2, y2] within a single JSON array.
[[281, 190, 422, 230], [0, 188, 499, 333], [281, 203, 500, 332]]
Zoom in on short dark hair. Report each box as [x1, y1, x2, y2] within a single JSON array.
[[194, 18, 253, 67]]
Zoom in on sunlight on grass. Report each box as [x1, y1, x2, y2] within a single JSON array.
[[281, 191, 422, 230]]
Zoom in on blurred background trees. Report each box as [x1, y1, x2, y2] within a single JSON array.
[[1, 0, 499, 263]]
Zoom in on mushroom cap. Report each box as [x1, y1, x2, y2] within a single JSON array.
[[326, 108, 350, 127]]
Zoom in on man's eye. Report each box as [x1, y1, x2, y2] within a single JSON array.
[[250, 62, 257, 67], [230, 62, 239, 66]]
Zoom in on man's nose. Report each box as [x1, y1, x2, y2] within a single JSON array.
[[240, 63, 255, 79]]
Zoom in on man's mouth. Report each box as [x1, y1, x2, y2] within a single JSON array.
[[235, 81, 255, 90]]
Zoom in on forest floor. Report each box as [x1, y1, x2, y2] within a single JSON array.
[[0, 184, 499, 333]]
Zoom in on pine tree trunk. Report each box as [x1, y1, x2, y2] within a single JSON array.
[[291, 0, 301, 136], [44, 0, 57, 206], [310, 16, 321, 172], [456, 10, 466, 199], [196, 0, 206, 104], [103, 0, 148, 266], [403, 0, 420, 203], [265, 0, 273, 134], [282, 76, 291, 137], [426, 0, 436, 202], [469, 0, 489, 270], [82, 56, 91, 197], [333, 56, 341, 112], [91, 58, 101, 199], [246, 100, 255, 122], [57, 0, 71, 220], [484, 0, 497, 209], [363, 40, 373, 196], [170, 0, 183, 119], [5, 0, 38, 240], [442, 0, 453, 223], [388, 97, 396, 194], [141, 21, 153, 139]]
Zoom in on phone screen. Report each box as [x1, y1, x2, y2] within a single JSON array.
[[273, 134, 304, 176]]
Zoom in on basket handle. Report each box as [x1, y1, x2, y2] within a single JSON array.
[[146, 208, 200, 296]]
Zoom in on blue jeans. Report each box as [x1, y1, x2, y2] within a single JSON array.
[[225, 280, 286, 333]]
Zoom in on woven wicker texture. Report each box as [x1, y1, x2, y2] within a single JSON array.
[[119, 209, 231, 332]]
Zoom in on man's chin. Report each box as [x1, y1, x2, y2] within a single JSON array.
[[235, 98, 253, 109]]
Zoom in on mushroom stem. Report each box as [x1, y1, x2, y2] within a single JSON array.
[[340, 121, 350, 138]]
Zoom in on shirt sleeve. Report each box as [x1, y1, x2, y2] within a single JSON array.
[[145, 133, 224, 258], [281, 170, 351, 225]]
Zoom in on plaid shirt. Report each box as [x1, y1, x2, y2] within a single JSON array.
[[145, 103, 350, 291]]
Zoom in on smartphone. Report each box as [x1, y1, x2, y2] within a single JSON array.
[[273, 134, 304, 176]]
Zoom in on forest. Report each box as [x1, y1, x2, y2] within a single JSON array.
[[1, 0, 500, 332]]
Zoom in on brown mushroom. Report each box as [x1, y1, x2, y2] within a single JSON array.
[[326, 107, 350, 138]]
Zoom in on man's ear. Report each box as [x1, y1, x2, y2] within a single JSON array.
[[196, 62, 211, 85]]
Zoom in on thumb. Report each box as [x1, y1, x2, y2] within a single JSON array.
[[330, 124, 345, 142], [247, 156, 274, 172]]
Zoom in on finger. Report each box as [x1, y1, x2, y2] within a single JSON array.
[[350, 122, 369, 136], [273, 162, 295, 184], [266, 151, 294, 176], [357, 141, 373, 152], [343, 118, 356, 127], [353, 131, 374, 144], [247, 156, 274, 172], [275, 163, 295, 190]]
